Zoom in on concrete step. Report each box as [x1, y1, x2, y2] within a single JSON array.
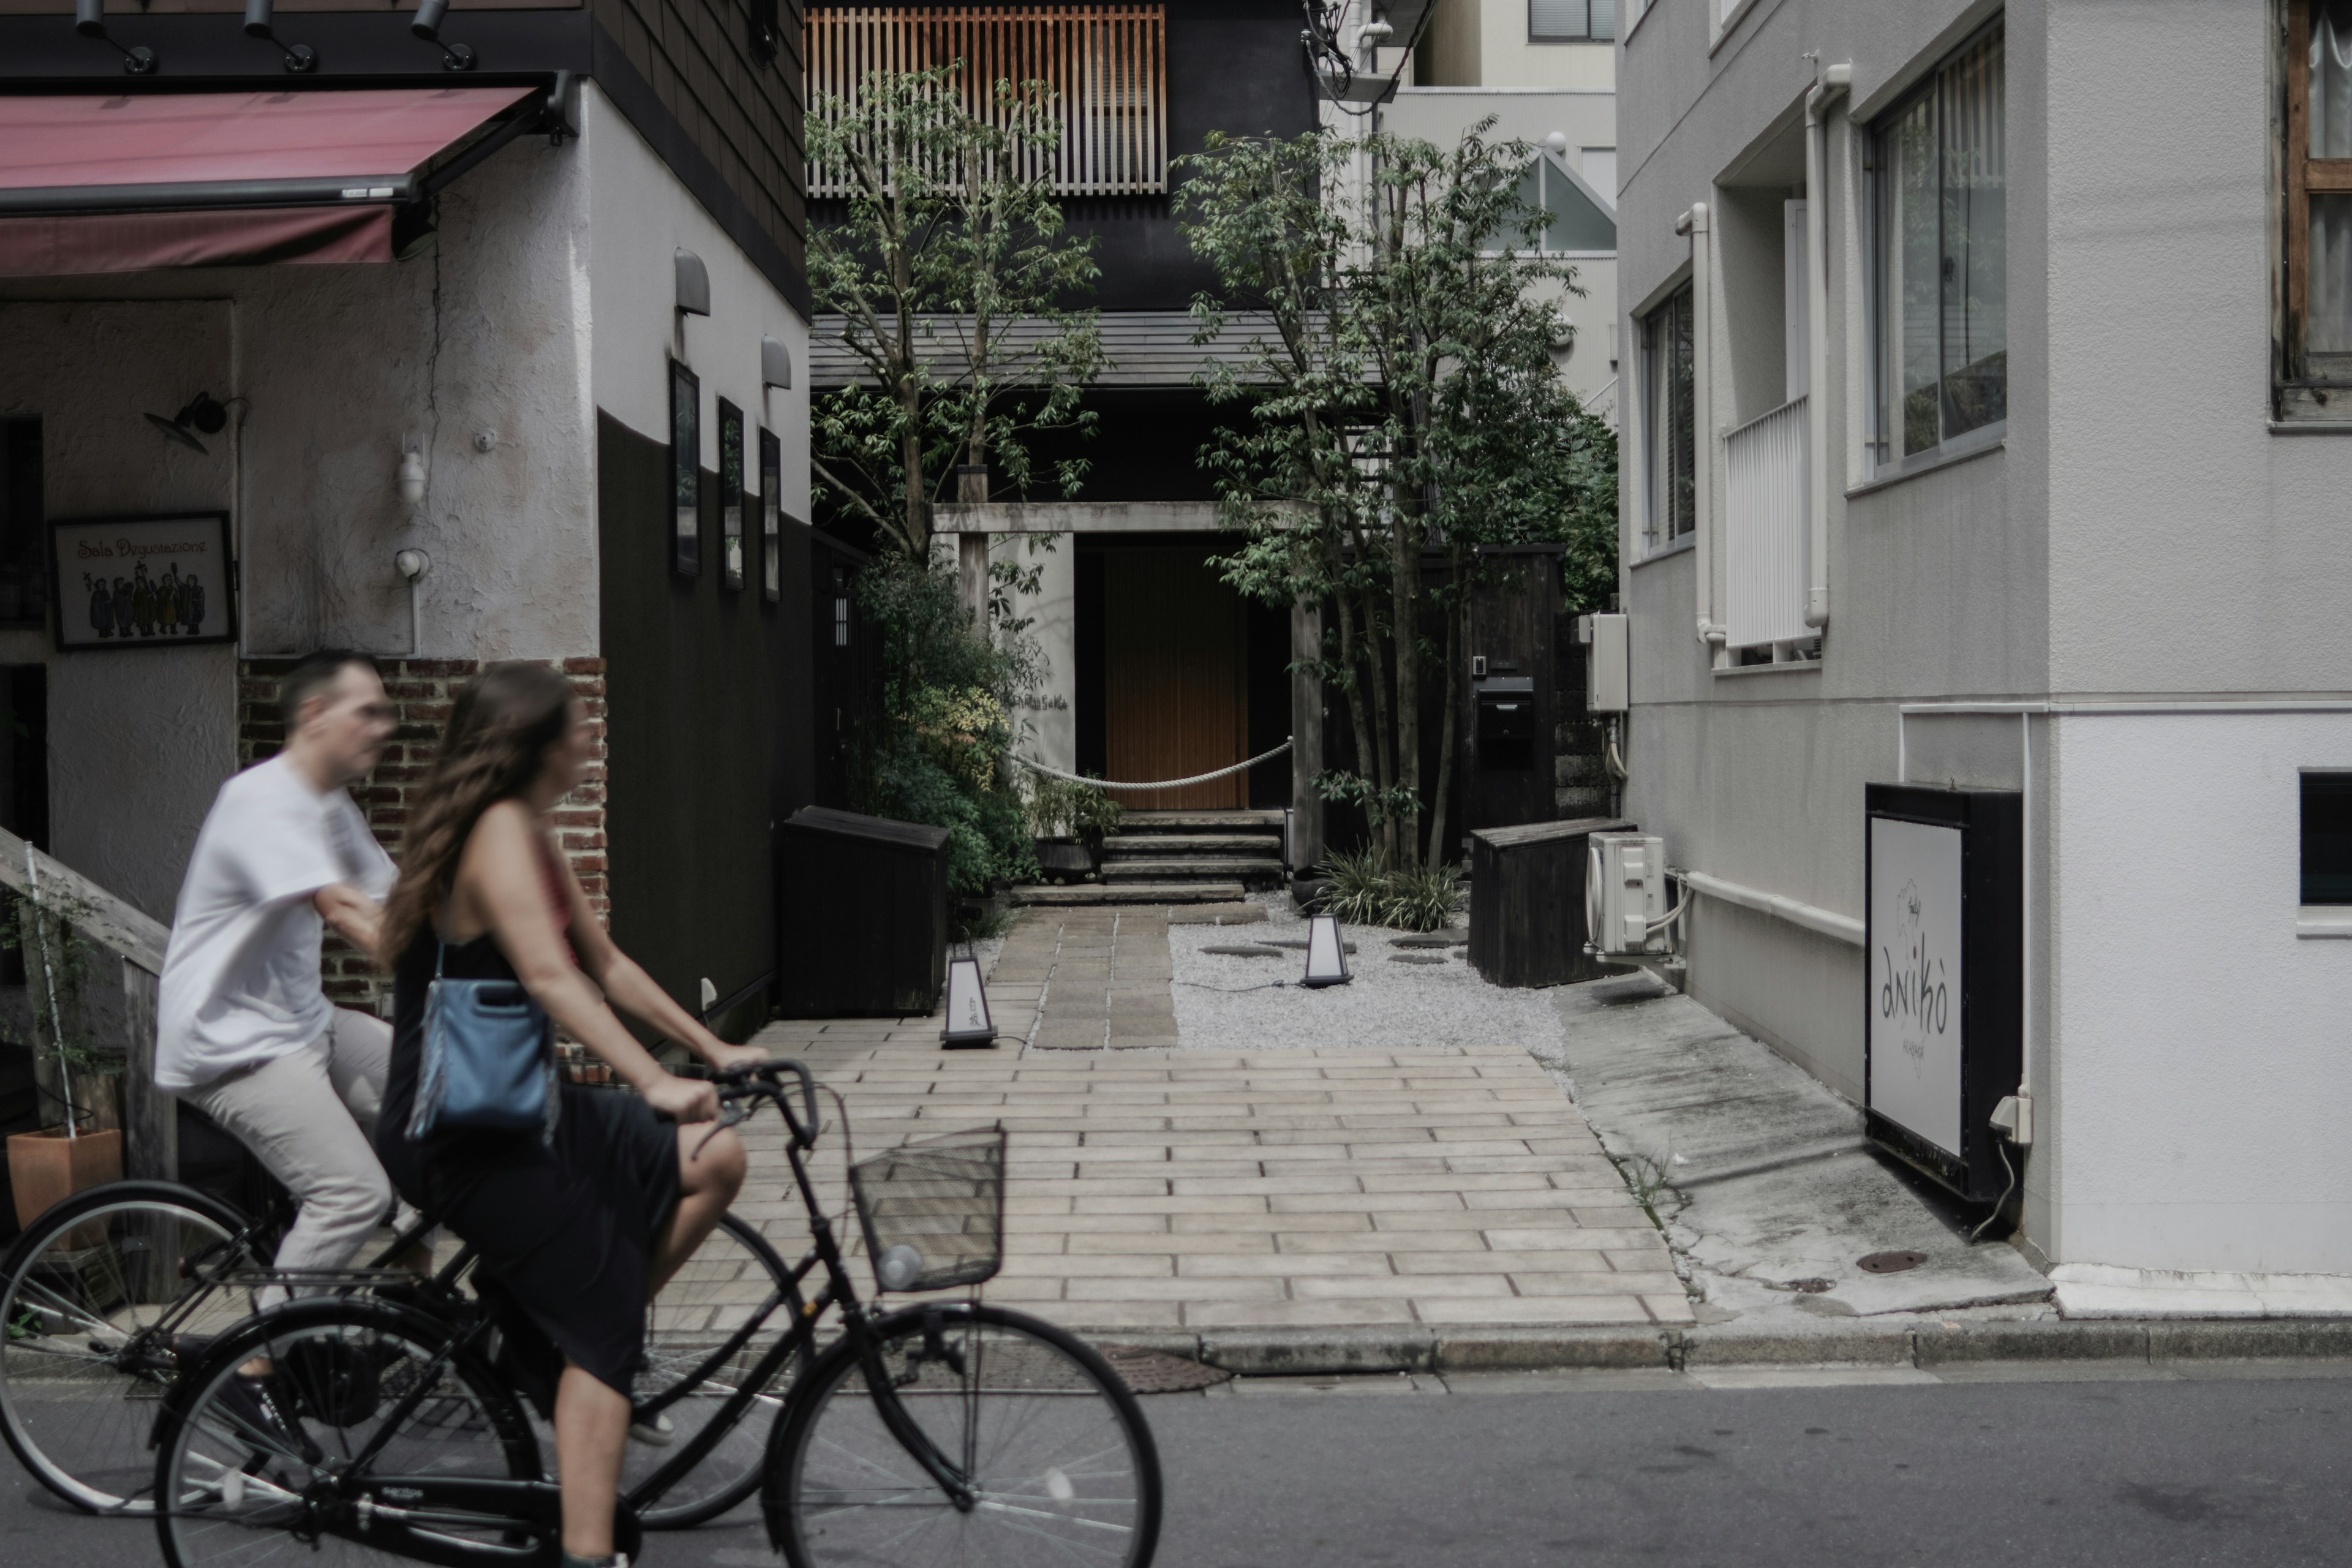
[[1010, 881, 1249, 907], [1101, 858, 1284, 882], [1102, 834, 1281, 858], [1117, 810, 1284, 831]]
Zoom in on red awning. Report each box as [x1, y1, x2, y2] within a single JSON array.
[[0, 86, 540, 279]]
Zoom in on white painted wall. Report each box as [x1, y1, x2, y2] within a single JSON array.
[[2050, 711, 2352, 1274], [585, 83, 811, 522]]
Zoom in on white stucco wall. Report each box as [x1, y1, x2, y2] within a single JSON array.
[[584, 83, 811, 520], [2050, 711, 2352, 1274]]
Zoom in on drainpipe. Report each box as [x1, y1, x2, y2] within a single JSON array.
[[1675, 203, 1722, 658], [1803, 60, 1851, 630]]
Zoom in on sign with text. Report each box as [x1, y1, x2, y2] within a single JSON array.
[[50, 511, 236, 652], [1868, 814, 1964, 1158]]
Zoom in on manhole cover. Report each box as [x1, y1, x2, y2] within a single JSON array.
[[1098, 1345, 1233, 1394], [1200, 944, 1283, 958], [1857, 1250, 1929, 1275], [1389, 954, 1448, 965]]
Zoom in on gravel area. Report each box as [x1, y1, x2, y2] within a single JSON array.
[[1166, 894, 1567, 1052]]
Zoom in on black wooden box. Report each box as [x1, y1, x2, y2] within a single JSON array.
[[777, 807, 951, 1017], [1468, 816, 1636, 989]]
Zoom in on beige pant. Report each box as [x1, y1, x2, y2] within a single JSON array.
[[181, 1008, 424, 1303]]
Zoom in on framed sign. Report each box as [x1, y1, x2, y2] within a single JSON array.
[[1863, 783, 2022, 1202], [758, 427, 782, 605], [718, 398, 745, 592], [671, 359, 701, 578], [51, 511, 236, 651]]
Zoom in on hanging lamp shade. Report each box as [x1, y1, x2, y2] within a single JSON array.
[[1300, 913, 1351, 989], [942, 952, 997, 1047]]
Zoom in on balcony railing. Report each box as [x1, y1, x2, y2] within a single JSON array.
[[807, 6, 1169, 198], [1722, 393, 1809, 652]]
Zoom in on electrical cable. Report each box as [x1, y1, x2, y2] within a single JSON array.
[[1300, 0, 1440, 120], [1177, 980, 1294, 993], [1967, 1137, 2018, 1243]]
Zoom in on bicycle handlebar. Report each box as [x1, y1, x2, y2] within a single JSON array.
[[714, 1059, 821, 1150]]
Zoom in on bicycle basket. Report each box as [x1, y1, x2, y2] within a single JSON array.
[[848, 1126, 1006, 1293]]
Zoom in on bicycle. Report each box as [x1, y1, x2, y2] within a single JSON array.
[[147, 1061, 1164, 1567], [1, 1162, 793, 1524]]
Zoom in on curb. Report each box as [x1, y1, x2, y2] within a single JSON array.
[[1075, 1317, 2352, 1378]]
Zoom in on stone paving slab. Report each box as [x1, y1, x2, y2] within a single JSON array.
[[739, 1016, 1689, 1335]]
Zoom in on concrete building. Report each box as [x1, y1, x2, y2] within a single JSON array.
[[1615, 0, 2352, 1290], [0, 2, 816, 1042]]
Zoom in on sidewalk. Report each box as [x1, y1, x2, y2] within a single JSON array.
[[744, 906, 1691, 1337]]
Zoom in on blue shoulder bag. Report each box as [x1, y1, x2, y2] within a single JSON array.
[[404, 926, 560, 1144]]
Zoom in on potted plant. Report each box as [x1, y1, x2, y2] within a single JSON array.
[[4, 878, 122, 1236], [1025, 774, 1124, 884]]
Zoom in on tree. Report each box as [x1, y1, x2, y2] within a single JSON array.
[[1178, 124, 1617, 873], [807, 63, 1104, 557]]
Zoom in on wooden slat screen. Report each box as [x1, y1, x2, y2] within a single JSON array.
[[807, 5, 1167, 197]]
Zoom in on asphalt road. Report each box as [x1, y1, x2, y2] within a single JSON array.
[[8, 1363, 2350, 1567]]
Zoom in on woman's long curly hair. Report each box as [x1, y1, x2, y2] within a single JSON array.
[[379, 663, 575, 965]]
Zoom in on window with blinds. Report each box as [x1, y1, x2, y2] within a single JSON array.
[[806, 6, 1169, 197]]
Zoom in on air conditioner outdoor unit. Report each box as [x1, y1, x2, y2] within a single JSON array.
[[1586, 832, 1670, 957]]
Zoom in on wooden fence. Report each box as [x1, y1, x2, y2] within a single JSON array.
[[806, 5, 1169, 197]]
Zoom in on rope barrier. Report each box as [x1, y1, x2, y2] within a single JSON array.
[[1011, 737, 1292, 792]]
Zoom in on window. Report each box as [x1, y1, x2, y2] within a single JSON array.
[[2288, 1, 2352, 401], [760, 427, 782, 605], [1509, 153, 1618, 253], [2304, 774, 2352, 903], [1531, 0, 1614, 42], [718, 399, 745, 591], [1641, 283, 1696, 552], [670, 361, 700, 578], [0, 419, 44, 627], [1581, 147, 1618, 206], [1870, 23, 2005, 470]]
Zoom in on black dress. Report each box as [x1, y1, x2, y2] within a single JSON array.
[[376, 929, 681, 1395]]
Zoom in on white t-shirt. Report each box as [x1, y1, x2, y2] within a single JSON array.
[[156, 755, 398, 1093]]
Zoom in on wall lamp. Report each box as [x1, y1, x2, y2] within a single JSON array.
[[675, 248, 711, 317], [74, 0, 157, 75], [761, 335, 793, 391], [410, 0, 476, 71], [242, 0, 315, 72], [145, 394, 229, 456]]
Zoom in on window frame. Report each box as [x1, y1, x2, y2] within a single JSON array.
[[1529, 0, 1615, 44], [1639, 281, 1697, 557], [718, 397, 745, 592], [1495, 149, 1619, 259], [1865, 19, 2008, 481], [669, 359, 701, 579], [759, 426, 783, 606], [2283, 0, 2352, 412]]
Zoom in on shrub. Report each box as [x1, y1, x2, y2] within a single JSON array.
[[1316, 845, 1464, 933], [1024, 772, 1125, 845]]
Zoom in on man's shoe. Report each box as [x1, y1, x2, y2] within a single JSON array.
[[627, 1409, 675, 1446]]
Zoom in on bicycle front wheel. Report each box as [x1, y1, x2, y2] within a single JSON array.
[[764, 1302, 1161, 1568], [0, 1180, 263, 1513]]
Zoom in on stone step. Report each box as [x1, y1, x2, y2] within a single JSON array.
[[1010, 881, 1249, 906], [1101, 858, 1284, 882], [1116, 810, 1284, 831], [1102, 834, 1281, 858]]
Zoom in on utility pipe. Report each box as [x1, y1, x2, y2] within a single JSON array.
[[1675, 203, 1722, 655], [1673, 867, 1863, 946], [1803, 60, 1850, 630]]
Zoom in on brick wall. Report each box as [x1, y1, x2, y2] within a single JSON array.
[[236, 657, 610, 1013]]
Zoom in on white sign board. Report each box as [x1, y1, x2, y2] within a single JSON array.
[[1869, 816, 1963, 1158]]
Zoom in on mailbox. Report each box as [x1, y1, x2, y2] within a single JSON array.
[[1474, 676, 1535, 770]]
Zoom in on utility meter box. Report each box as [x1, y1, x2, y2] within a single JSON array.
[[1578, 614, 1629, 713], [1864, 785, 2024, 1203], [1585, 831, 1668, 957]]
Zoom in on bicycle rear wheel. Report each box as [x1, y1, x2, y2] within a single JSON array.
[[153, 1297, 543, 1568], [764, 1302, 1161, 1568], [630, 1211, 799, 1528], [0, 1180, 264, 1513]]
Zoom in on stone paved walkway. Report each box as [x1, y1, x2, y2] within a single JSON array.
[[742, 906, 1691, 1335]]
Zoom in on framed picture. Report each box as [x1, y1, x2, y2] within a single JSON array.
[[671, 360, 701, 578], [718, 398, 745, 591], [758, 427, 782, 605], [51, 510, 237, 651]]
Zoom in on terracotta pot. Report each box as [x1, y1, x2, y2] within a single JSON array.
[[7, 1127, 123, 1242]]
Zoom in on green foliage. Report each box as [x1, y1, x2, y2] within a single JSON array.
[[1314, 845, 1465, 933], [1023, 772, 1124, 846], [1177, 124, 1621, 873], [851, 555, 1042, 894], [1, 885, 117, 1077], [807, 62, 1103, 555]]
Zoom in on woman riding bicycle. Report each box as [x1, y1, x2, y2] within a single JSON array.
[[373, 663, 766, 1568]]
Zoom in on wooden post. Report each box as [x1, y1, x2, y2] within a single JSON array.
[[1290, 598, 1325, 875], [119, 958, 173, 1183]]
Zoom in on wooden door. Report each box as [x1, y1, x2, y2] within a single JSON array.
[[1103, 548, 1247, 810]]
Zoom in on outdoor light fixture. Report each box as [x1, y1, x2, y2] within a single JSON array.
[[409, 0, 476, 70], [1300, 913, 1351, 989], [242, 0, 317, 72], [74, 0, 157, 74], [675, 249, 711, 317], [397, 448, 427, 506], [145, 394, 228, 456], [941, 947, 997, 1048], [761, 336, 793, 391]]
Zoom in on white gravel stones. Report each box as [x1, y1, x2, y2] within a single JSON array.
[[1166, 895, 1566, 1052]]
